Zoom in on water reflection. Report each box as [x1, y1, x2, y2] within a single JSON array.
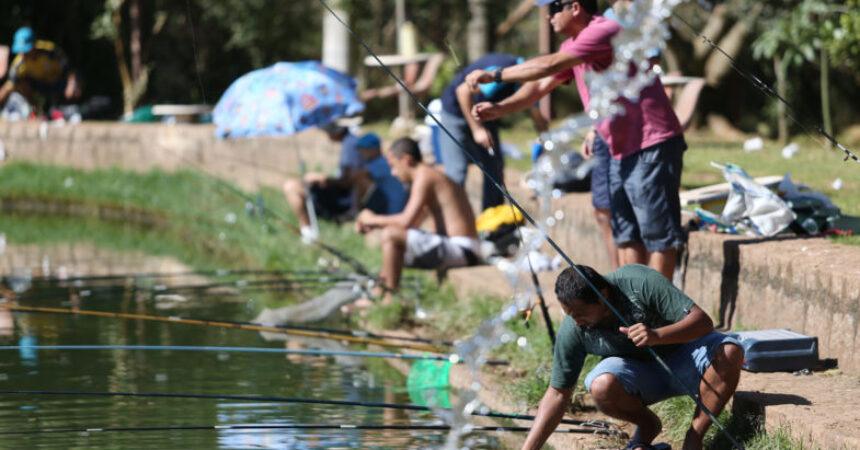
[[0, 275, 458, 448]]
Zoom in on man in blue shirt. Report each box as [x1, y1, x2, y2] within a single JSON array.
[[283, 122, 363, 243], [353, 133, 408, 215], [438, 53, 547, 211]]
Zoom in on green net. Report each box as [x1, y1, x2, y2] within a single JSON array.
[[406, 359, 451, 408]]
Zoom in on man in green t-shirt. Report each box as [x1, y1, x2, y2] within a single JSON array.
[[522, 264, 743, 450]]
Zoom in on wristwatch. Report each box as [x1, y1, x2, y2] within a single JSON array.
[[493, 68, 503, 83]]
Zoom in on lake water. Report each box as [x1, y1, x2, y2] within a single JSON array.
[[0, 273, 477, 449]]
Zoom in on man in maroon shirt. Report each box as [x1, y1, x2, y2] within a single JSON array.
[[466, 0, 685, 280]]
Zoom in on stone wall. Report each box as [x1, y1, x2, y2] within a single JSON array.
[[0, 122, 342, 191], [540, 193, 860, 373], [2, 122, 858, 371]]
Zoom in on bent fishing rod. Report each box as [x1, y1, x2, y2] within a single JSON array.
[[315, 1, 745, 448], [2, 300, 453, 347], [26, 268, 348, 283], [0, 422, 618, 436], [0, 345, 506, 365], [0, 390, 613, 430], [0, 304, 444, 353], [176, 165, 424, 310]]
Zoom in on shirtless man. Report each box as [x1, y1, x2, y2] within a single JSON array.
[[354, 137, 480, 304]]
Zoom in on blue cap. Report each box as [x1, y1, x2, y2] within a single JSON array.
[[534, 0, 556, 5], [12, 27, 35, 54], [356, 132, 381, 149]]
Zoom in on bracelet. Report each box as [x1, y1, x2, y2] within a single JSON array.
[[493, 68, 503, 83]]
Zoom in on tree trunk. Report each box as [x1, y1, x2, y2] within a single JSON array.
[[820, 47, 833, 147], [111, 5, 134, 115], [774, 54, 788, 144], [703, 4, 763, 86], [322, 0, 350, 73], [129, 0, 142, 82], [693, 4, 727, 60], [467, 0, 488, 62]]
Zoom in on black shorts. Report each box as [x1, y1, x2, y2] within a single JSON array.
[[309, 185, 353, 219]]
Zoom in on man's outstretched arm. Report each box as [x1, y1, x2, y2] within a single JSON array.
[[522, 386, 573, 450], [472, 75, 565, 123], [465, 52, 581, 87]]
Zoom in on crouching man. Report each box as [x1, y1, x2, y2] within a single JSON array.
[[523, 264, 743, 450]]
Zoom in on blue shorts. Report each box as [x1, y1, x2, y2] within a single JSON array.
[[590, 133, 611, 210], [584, 331, 740, 405], [609, 135, 687, 252]]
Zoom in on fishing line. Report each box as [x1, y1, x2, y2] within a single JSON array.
[[315, 1, 743, 447], [0, 304, 444, 353], [0, 390, 614, 430], [0, 345, 504, 364], [671, 11, 858, 165]]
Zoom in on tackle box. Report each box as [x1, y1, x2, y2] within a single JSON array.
[[727, 329, 819, 372]]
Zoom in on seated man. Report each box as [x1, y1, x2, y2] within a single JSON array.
[[283, 122, 363, 243], [353, 133, 408, 216], [522, 264, 743, 450], [354, 137, 480, 305], [0, 27, 81, 118]]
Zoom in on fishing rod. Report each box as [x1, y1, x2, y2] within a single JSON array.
[[0, 345, 507, 365], [0, 390, 614, 430], [175, 168, 421, 309], [5, 298, 454, 346], [671, 11, 858, 166], [153, 276, 355, 293], [0, 423, 618, 436], [485, 128, 556, 348], [0, 304, 445, 353], [315, 2, 744, 448], [26, 269, 354, 283]]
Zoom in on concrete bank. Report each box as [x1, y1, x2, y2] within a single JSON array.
[[0, 122, 340, 191], [456, 183, 860, 374]]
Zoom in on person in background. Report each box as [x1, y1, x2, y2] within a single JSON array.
[[283, 122, 362, 243], [438, 53, 548, 212], [522, 264, 743, 450], [0, 27, 81, 118], [466, 0, 686, 280], [352, 132, 408, 216]]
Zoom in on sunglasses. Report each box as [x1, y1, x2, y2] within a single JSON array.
[[549, 0, 577, 16]]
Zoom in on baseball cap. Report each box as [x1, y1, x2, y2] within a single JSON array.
[[356, 133, 381, 150], [12, 27, 35, 54]]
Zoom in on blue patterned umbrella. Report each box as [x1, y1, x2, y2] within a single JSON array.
[[213, 61, 364, 138]]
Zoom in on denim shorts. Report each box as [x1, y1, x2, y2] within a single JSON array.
[[609, 135, 686, 252], [590, 133, 611, 210], [584, 331, 741, 405]]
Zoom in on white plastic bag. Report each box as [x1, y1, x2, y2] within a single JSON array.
[[716, 163, 795, 236]]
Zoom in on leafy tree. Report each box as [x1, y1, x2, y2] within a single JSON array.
[[751, 0, 850, 143]]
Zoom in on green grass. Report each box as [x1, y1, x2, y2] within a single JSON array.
[[0, 162, 378, 305], [650, 394, 826, 449]]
